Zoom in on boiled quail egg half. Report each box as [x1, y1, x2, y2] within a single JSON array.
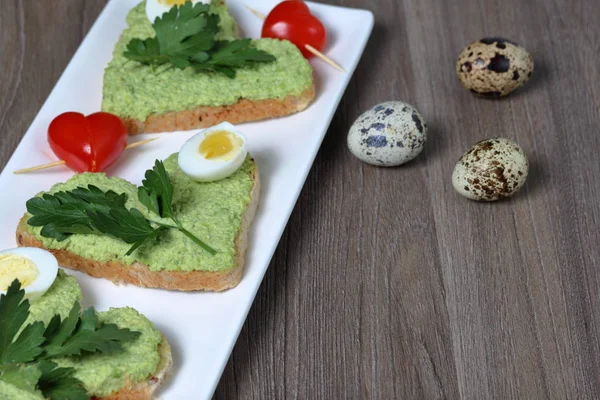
[[0, 247, 59, 301], [178, 122, 248, 182], [146, 0, 210, 24]]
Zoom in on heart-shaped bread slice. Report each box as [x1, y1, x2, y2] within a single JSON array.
[[16, 153, 260, 292]]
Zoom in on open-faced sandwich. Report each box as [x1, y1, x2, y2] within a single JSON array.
[[16, 123, 258, 291], [102, 0, 315, 134], [0, 248, 172, 399]]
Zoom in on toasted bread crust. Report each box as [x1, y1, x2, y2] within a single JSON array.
[[95, 335, 173, 400], [16, 167, 260, 292], [123, 84, 315, 134]]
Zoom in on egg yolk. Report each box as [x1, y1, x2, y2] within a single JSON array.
[[0, 254, 39, 290], [199, 131, 242, 161], [159, 0, 188, 5]]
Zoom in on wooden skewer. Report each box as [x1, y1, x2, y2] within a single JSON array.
[[13, 138, 159, 174], [304, 44, 345, 72], [14, 160, 67, 173], [244, 5, 346, 73], [244, 4, 266, 19], [123, 138, 158, 150]]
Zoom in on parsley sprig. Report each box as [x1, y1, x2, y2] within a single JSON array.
[[138, 160, 216, 254], [123, 1, 275, 78], [0, 280, 140, 399], [26, 160, 216, 256]]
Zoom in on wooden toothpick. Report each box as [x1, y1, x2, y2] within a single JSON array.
[[244, 4, 266, 19], [304, 44, 345, 72], [123, 138, 158, 150], [13, 138, 159, 174], [245, 5, 346, 73], [14, 160, 67, 174]]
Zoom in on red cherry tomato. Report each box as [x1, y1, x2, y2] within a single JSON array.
[[268, 0, 309, 16], [48, 112, 128, 173], [261, 1, 326, 59]]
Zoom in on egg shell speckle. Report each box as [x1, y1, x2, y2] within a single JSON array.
[[347, 101, 427, 167], [452, 138, 529, 201], [456, 37, 534, 97]]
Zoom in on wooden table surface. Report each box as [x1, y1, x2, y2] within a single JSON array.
[[2, 0, 600, 398]]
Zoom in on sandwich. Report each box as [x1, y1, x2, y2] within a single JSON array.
[[102, 0, 315, 134], [17, 123, 259, 291], [0, 269, 172, 399]]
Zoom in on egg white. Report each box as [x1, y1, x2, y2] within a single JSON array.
[[146, 0, 211, 24], [178, 122, 248, 182], [0, 247, 59, 301]]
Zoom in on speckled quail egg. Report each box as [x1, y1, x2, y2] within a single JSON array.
[[456, 37, 534, 97], [347, 102, 427, 167], [452, 138, 529, 201]]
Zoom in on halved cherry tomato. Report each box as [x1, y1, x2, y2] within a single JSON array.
[[261, 1, 326, 59], [48, 112, 128, 173]]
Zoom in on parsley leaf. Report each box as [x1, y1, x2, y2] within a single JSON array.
[[138, 161, 217, 255], [26, 194, 94, 241], [0, 280, 142, 399], [0, 280, 29, 359], [0, 363, 41, 393], [1, 322, 45, 364], [0, 362, 87, 400], [0, 280, 45, 364], [26, 185, 129, 239], [26, 162, 217, 256], [27, 185, 165, 255], [37, 361, 88, 400], [210, 39, 278, 66], [123, 1, 275, 78], [1, 281, 141, 364], [123, 37, 168, 66], [194, 39, 276, 78], [87, 208, 165, 256], [154, 2, 215, 56], [139, 160, 175, 219], [41, 303, 80, 358], [42, 305, 140, 359]]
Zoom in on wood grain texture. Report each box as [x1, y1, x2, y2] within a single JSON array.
[[1, 0, 599, 399]]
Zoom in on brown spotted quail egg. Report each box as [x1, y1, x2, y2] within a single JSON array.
[[347, 101, 427, 167], [452, 138, 529, 201], [456, 37, 534, 97]]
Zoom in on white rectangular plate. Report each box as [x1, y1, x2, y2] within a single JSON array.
[[0, 1, 373, 398]]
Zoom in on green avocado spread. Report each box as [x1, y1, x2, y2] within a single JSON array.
[[56, 307, 162, 397], [25, 154, 255, 272], [102, 0, 313, 121], [0, 271, 162, 398], [25, 270, 82, 326]]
